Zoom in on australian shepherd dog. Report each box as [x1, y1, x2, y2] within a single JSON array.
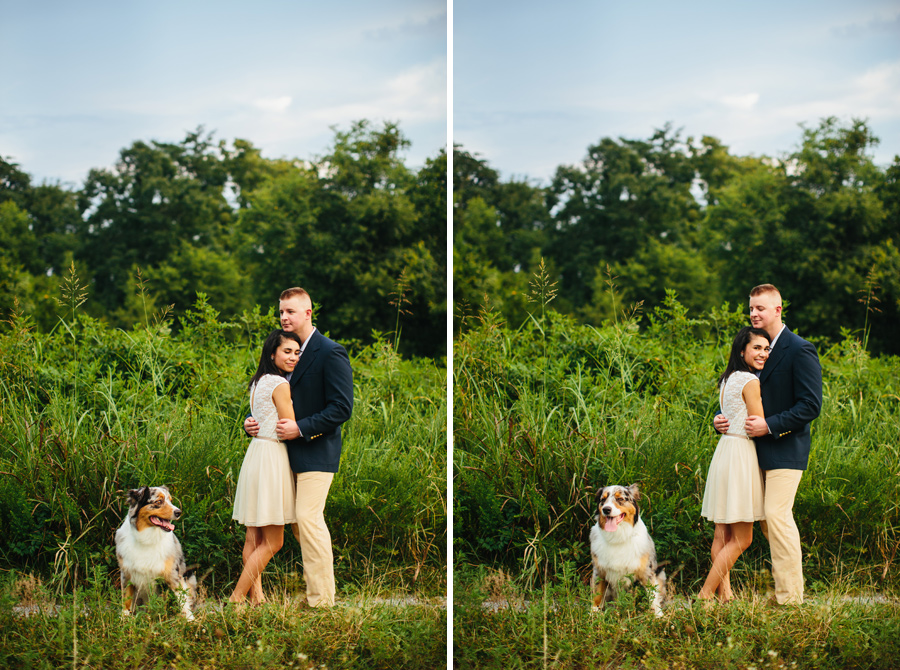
[[115, 486, 197, 620], [589, 484, 666, 616]]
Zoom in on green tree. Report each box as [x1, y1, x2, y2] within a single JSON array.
[[0, 157, 79, 327], [546, 125, 702, 313], [547, 125, 701, 314], [704, 117, 898, 353], [76, 128, 240, 322], [238, 121, 446, 358], [452, 147, 548, 330]]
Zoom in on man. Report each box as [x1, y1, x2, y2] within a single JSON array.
[[714, 284, 822, 605], [245, 287, 353, 607]]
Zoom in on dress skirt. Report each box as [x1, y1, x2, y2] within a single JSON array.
[[701, 434, 765, 524], [232, 437, 297, 526]]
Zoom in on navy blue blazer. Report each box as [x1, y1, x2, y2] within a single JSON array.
[[755, 327, 822, 471], [285, 329, 353, 474]]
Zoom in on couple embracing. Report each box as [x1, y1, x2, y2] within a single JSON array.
[[698, 284, 823, 606], [229, 288, 353, 608]]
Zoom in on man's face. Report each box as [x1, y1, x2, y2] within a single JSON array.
[[279, 295, 311, 334], [749, 292, 782, 335]]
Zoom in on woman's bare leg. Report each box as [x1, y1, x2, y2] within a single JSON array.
[[230, 525, 284, 604], [240, 529, 267, 605], [710, 524, 734, 602], [699, 522, 753, 601]]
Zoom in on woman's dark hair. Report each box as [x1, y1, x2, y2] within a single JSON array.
[[718, 326, 771, 387], [249, 329, 303, 390]]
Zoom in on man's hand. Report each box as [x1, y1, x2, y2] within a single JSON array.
[[745, 415, 769, 438], [244, 416, 259, 437], [713, 414, 730, 434], [276, 419, 300, 441]]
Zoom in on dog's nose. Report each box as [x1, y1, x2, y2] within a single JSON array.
[[173, 507, 182, 519], [602, 506, 612, 515]]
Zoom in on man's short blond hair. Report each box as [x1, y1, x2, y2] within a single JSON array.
[[280, 287, 312, 306], [749, 284, 782, 303]]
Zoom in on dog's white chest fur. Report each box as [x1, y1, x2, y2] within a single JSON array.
[[115, 520, 178, 586], [590, 518, 655, 584]]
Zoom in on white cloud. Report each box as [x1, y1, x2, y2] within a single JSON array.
[[253, 96, 293, 113], [720, 93, 760, 110]]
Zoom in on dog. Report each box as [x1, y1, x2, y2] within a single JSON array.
[[115, 486, 197, 621], [589, 484, 666, 617]]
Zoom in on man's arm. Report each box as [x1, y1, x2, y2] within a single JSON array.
[[761, 341, 822, 439], [295, 346, 353, 439], [713, 413, 730, 433]]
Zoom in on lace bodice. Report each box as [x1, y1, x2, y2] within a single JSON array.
[[719, 371, 758, 437], [250, 374, 289, 440]]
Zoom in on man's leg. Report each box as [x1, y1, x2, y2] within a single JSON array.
[[762, 469, 804, 604], [293, 471, 336, 607]]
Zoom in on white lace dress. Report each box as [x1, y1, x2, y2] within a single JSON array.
[[232, 374, 297, 526], [701, 370, 766, 524]]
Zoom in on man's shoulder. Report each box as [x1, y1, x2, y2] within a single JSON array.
[[312, 331, 347, 353], [782, 327, 817, 352]]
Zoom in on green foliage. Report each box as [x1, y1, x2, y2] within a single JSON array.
[[453, 147, 550, 332], [0, 293, 446, 597], [1, 121, 446, 359], [236, 120, 446, 359], [457, 117, 900, 356], [454, 289, 900, 594]]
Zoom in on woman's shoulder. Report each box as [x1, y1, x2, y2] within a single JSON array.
[[733, 370, 759, 386], [260, 374, 289, 387]]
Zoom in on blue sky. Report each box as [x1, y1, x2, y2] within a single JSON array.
[[454, 0, 900, 183], [1, 1, 446, 186]]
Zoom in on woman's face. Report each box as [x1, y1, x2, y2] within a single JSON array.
[[272, 337, 301, 374], [743, 335, 770, 371]]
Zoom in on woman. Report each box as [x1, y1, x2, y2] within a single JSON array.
[[698, 326, 771, 603], [230, 329, 302, 605]]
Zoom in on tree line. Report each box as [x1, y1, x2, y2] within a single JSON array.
[[1, 121, 446, 359], [454, 117, 900, 356]]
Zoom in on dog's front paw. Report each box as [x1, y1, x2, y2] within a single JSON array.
[[591, 605, 601, 613]]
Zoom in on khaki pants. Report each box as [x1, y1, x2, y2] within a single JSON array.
[[760, 469, 804, 605], [291, 472, 335, 607]]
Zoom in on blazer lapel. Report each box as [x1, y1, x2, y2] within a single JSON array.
[[760, 327, 791, 384], [290, 329, 320, 387]]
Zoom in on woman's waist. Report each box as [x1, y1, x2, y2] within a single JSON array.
[[252, 433, 285, 444]]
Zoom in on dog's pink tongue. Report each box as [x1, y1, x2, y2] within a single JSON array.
[[603, 515, 623, 532], [151, 516, 174, 531]]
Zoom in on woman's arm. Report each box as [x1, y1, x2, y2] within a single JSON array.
[[272, 383, 296, 421], [742, 378, 764, 418]]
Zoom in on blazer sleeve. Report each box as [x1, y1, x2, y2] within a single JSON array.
[[765, 339, 823, 439], [296, 344, 354, 440]]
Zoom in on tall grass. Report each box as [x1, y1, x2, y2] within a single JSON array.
[[0, 285, 447, 599], [454, 287, 900, 594]]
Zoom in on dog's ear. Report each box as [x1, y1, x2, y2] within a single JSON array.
[[128, 487, 150, 506], [627, 484, 641, 500], [594, 487, 607, 502]]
